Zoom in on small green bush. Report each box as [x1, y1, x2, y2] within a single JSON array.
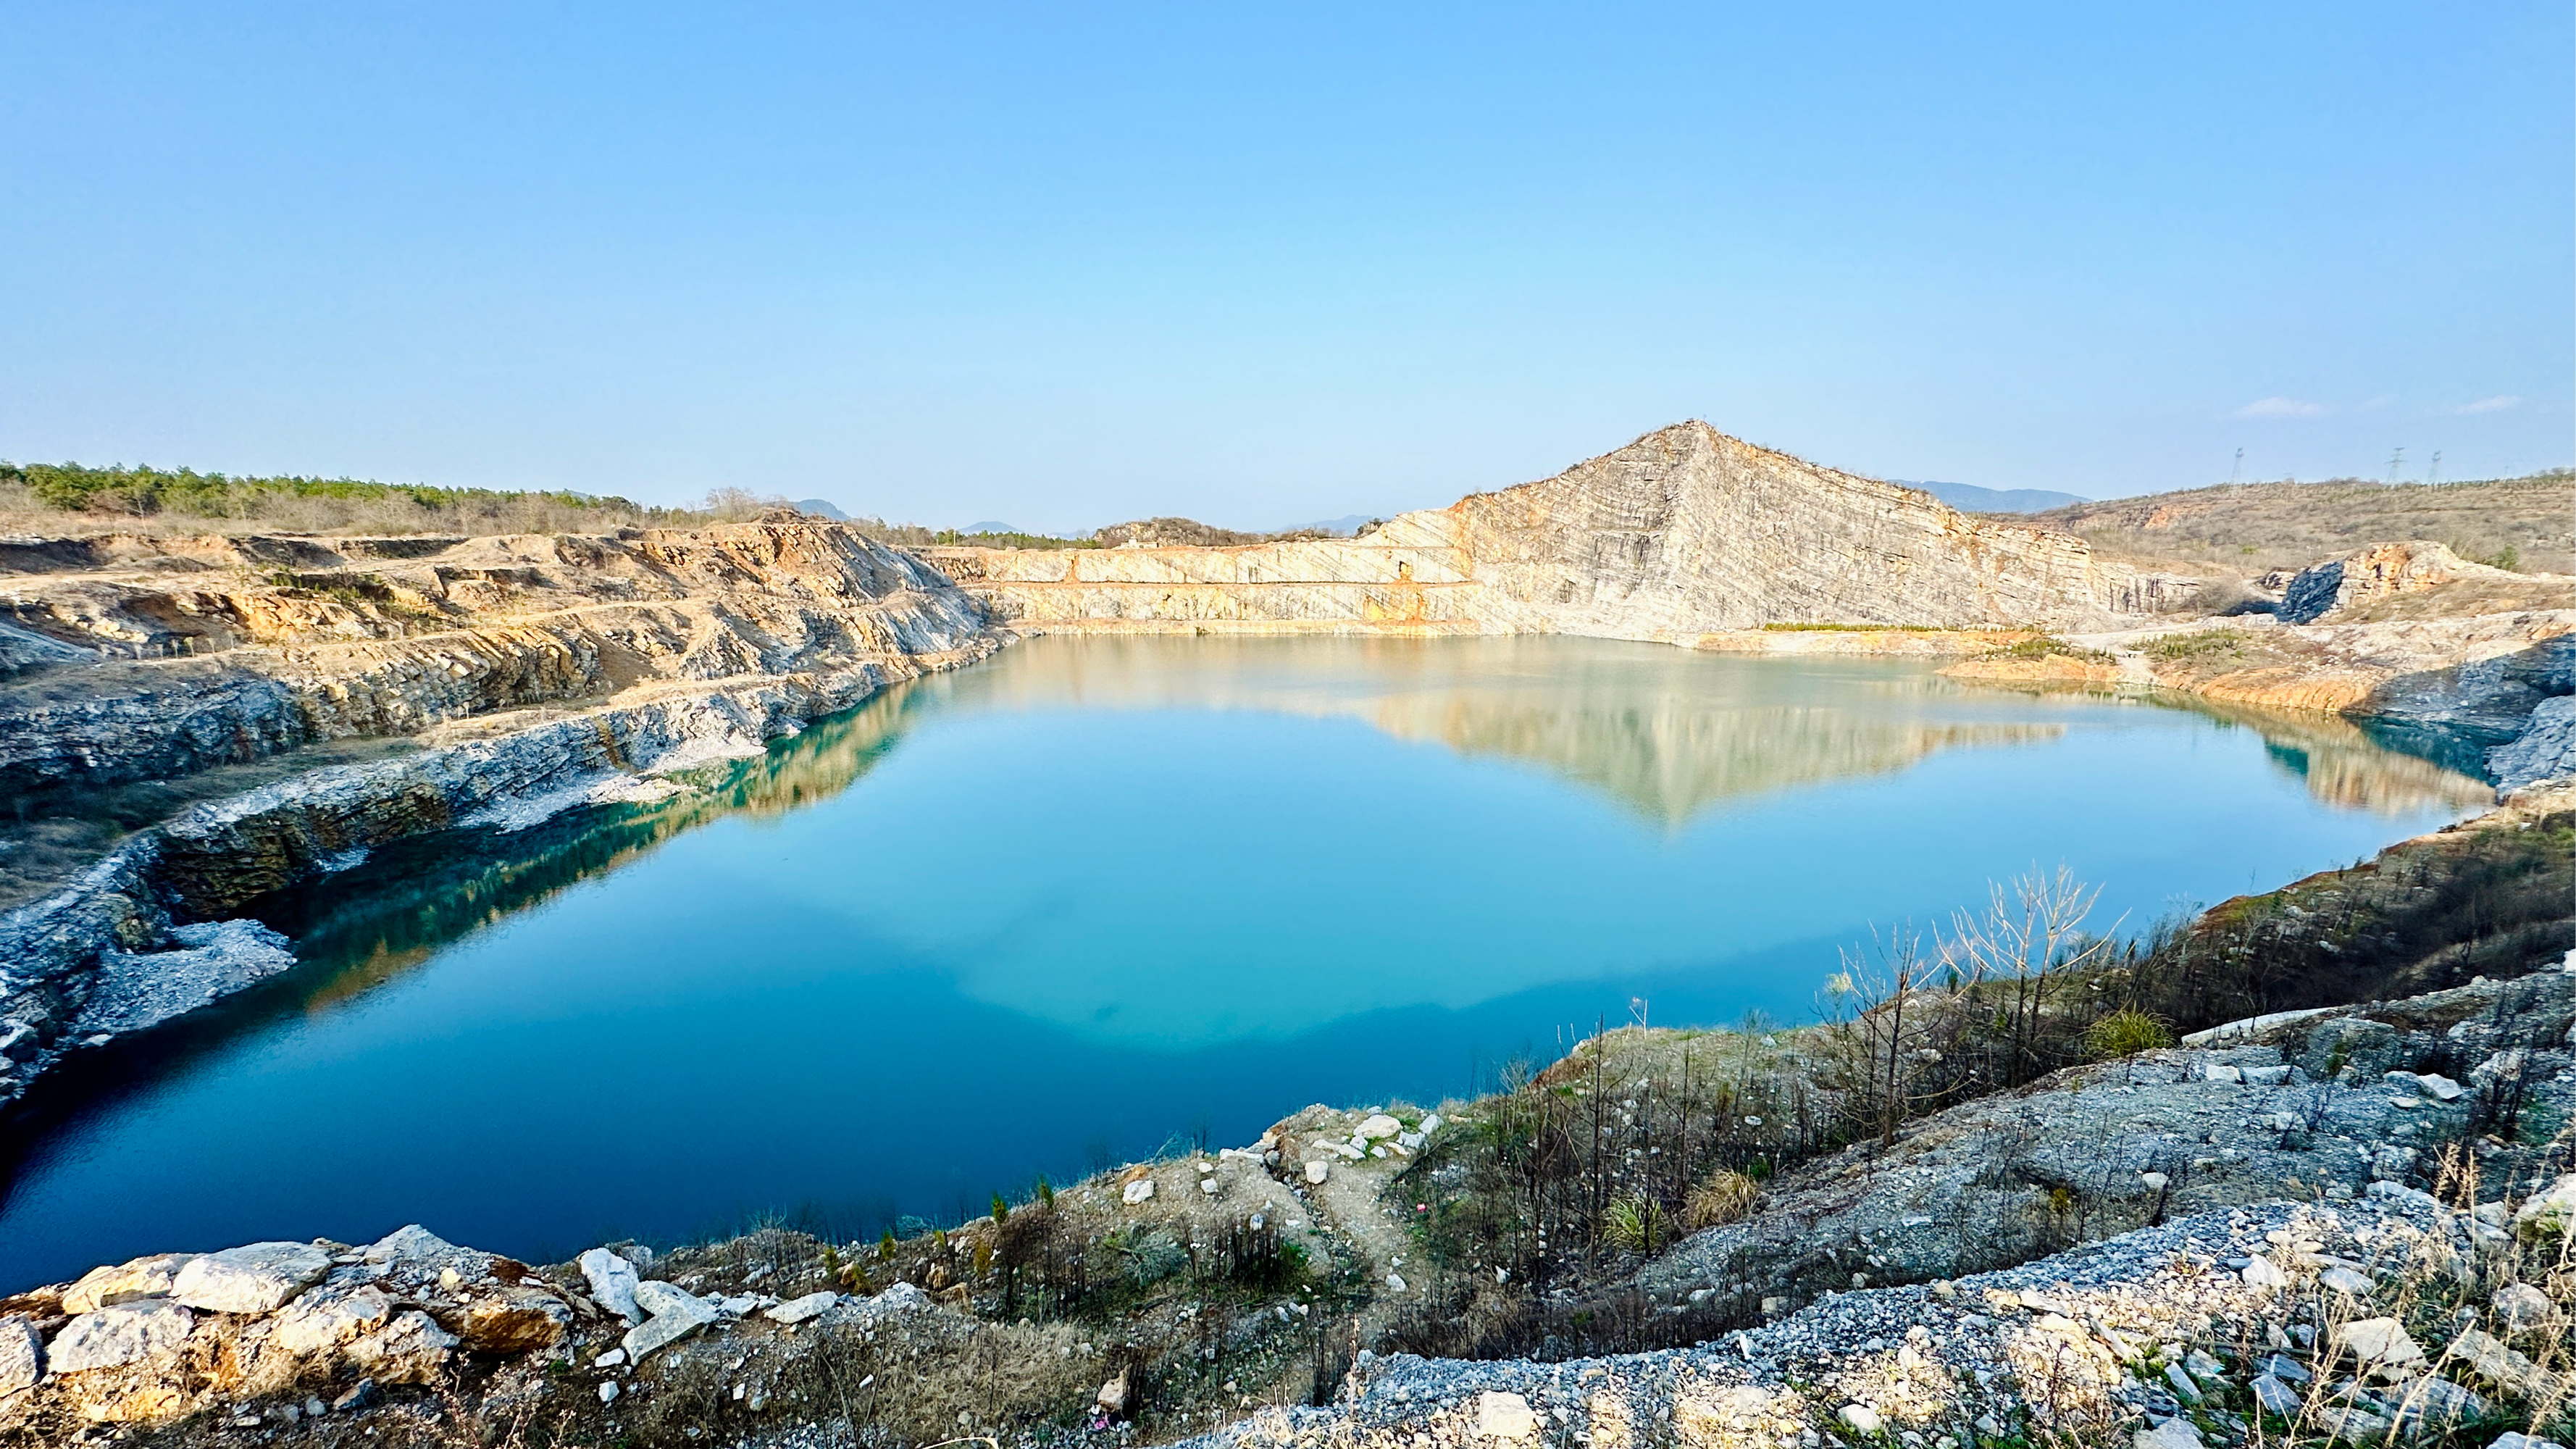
[[1603, 1194, 1670, 1253], [2084, 1008, 2173, 1059], [2145, 630, 2249, 661], [1982, 635, 2117, 664]]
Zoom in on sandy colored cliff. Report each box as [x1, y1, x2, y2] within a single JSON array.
[[928, 422, 2175, 640]]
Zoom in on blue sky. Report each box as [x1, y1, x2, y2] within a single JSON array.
[[2, 4, 2567, 530]]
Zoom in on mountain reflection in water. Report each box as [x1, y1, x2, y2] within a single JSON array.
[[267, 636, 2490, 1007]]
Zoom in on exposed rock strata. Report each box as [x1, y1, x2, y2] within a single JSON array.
[[930, 423, 2178, 640]]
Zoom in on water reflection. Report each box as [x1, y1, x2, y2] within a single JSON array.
[[259, 636, 2494, 1009], [0, 635, 2495, 1289]]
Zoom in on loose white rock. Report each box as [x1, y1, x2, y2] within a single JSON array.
[[1474, 1390, 1539, 1442], [1305, 1160, 1330, 1185], [172, 1242, 331, 1314], [598, 1380, 619, 1404], [623, 1287, 718, 1363], [765, 1293, 837, 1325], [1356, 1114, 1403, 1140], [2241, 1254, 2288, 1289], [61, 1253, 196, 1314], [1123, 1177, 1157, 1205], [2135, 1419, 2204, 1449], [578, 1248, 643, 1323], [1838, 1405, 1883, 1435], [2338, 1316, 2423, 1369]]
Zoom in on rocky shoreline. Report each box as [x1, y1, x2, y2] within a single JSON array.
[[0, 519, 1006, 1114], [1, 944, 2569, 1448]]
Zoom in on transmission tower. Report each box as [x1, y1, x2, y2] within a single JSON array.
[[2428, 451, 2442, 485], [2229, 448, 2243, 485], [2387, 447, 2405, 484]]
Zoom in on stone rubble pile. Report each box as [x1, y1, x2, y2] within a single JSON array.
[[1192, 1180, 2574, 1449], [0, 1224, 929, 1430]]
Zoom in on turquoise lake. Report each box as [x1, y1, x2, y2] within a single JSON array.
[[0, 635, 2491, 1289]]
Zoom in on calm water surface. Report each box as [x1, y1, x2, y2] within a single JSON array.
[[0, 636, 2489, 1287]]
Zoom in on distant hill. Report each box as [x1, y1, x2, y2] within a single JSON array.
[[2025, 472, 2574, 575], [1284, 514, 1376, 537], [1900, 480, 2090, 514], [961, 519, 1019, 535], [792, 498, 851, 521]]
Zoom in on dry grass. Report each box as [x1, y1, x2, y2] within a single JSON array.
[[2030, 473, 2576, 575]]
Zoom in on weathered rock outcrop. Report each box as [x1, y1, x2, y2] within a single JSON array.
[[0, 518, 1002, 1108], [0, 520, 991, 792], [931, 423, 2176, 640]]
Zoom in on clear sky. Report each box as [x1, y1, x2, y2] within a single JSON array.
[[3, 4, 2567, 531]]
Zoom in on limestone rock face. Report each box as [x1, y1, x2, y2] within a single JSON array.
[[934, 423, 2149, 639], [2278, 540, 2530, 625], [0, 519, 995, 793]]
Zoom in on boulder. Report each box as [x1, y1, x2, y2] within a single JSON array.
[[2449, 1328, 2542, 1394], [1356, 1114, 1404, 1140], [450, 1285, 572, 1354], [622, 1283, 717, 1363], [172, 1242, 331, 1314], [2135, 1419, 2203, 1449], [577, 1247, 642, 1323], [2389, 1377, 2485, 1436], [363, 1225, 494, 1287], [0, 1317, 41, 1396], [1305, 1160, 1330, 1185], [2491, 1282, 2553, 1333], [46, 1303, 194, 1373], [61, 1253, 196, 1314], [1123, 1178, 1156, 1205], [765, 1293, 837, 1325], [632, 1280, 701, 1319], [2241, 1254, 2288, 1289], [2512, 1173, 2575, 1240], [1839, 1404, 1885, 1435], [268, 1284, 395, 1357], [345, 1311, 457, 1385], [2251, 1375, 2300, 1417]]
